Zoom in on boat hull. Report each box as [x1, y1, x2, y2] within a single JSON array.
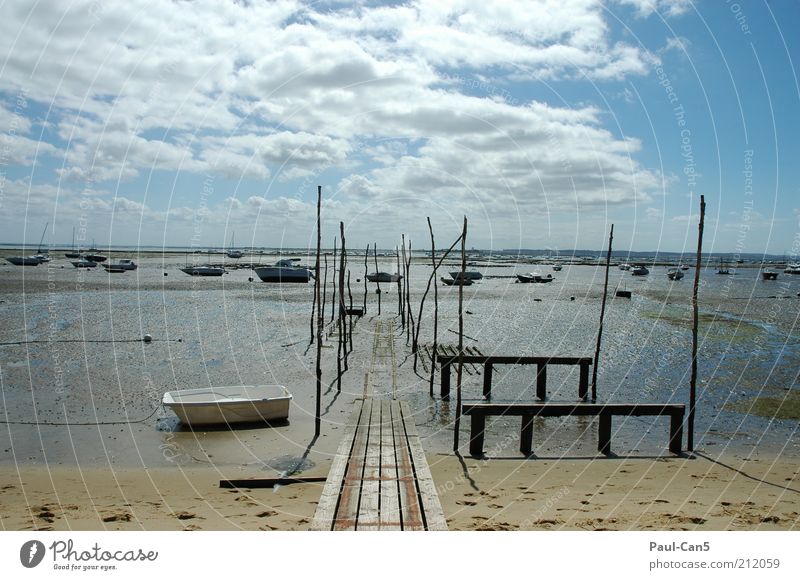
[[6, 256, 41, 266], [72, 260, 97, 268], [254, 267, 312, 283], [517, 273, 553, 283], [449, 271, 483, 280], [366, 272, 402, 283], [181, 267, 224, 276], [163, 385, 292, 426]]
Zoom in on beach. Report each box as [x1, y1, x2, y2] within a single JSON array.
[[1, 251, 799, 531]]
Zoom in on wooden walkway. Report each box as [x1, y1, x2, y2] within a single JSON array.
[[311, 321, 447, 531]]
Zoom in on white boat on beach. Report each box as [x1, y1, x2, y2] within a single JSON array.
[[784, 264, 800, 275], [162, 385, 292, 426], [631, 265, 649, 276], [619, 263, 631, 271], [254, 259, 313, 283]]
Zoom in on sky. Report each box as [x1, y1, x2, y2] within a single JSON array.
[[0, 0, 798, 255]]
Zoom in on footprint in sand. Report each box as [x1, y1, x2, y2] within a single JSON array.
[[175, 511, 200, 520], [456, 500, 478, 506], [255, 510, 278, 518]]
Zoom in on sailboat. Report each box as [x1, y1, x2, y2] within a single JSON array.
[[65, 227, 82, 258], [7, 223, 50, 265], [226, 232, 243, 259]]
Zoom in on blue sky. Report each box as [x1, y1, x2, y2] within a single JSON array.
[[0, 0, 797, 255]]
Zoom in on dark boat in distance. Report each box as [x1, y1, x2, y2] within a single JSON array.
[[517, 272, 554, 283], [367, 272, 402, 283]]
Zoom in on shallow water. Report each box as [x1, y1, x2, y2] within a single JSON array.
[[1, 256, 798, 469]]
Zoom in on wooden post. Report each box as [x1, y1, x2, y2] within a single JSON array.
[[322, 254, 328, 336], [441, 358, 451, 400], [347, 270, 353, 355], [363, 244, 369, 314], [520, 414, 534, 456], [314, 186, 323, 438], [397, 244, 404, 322], [469, 412, 485, 457], [331, 238, 337, 323], [536, 363, 547, 400], [598, 413, 612, 455], [373, 242, 381, 315], [482, 362, 493, 399], [405, 239, 414, 344], [688, 196, 705, 452], [337, 222, 346, 389], [310, 253, 317, 344], [592, 224, 613, 402], [453, 216, 467, 452], [579, 360, 590, 400], [429, 221, 438, 396]]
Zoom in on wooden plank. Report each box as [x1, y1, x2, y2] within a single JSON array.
[[439, 355, 593, 366], [333, 398, 373, 530], [221, 476, 326, 489], [392, 401, 424, 530], [461, 402, 685, 417], [310, 402, 364, 531], [399, 402, 448, 530], [357, 398, 381, 530], [379, 399, 402, 530]]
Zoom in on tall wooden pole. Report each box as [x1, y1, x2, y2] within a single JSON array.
[[310, 253, 317, 344], [689, 195, 705, 452], [405, 239, 414, 344], [322, 254, 328, 336], [337, 222, 346, 389], [397, 244, 404, 322], [314, 186, 323, 438], [374, 242, 381, 315], [331, 238, 337, 323], [363, 244, 369, 314], [453, 216, 467, 452], [428, 219, 438, 395], [347, 270, 353, 355], [591, 224, 613, 402]]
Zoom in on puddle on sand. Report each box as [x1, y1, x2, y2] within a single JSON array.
[[264, 454, 315, 474]]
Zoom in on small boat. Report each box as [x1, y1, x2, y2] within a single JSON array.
[[631, 265, 649, 276], [102, 259, 137, 272], [615, 289, 632, 298], [65, 227, 82, 258], [162, 385, 292, 427], [619, 263, 631, 271], [449, 270, 483, 281], [32, 253, 51, 263], [181, 265, 225, 277], [254, 259, 313, 283], [716, 259, 732, 275], [517, 272, 554, 283], [85, 253, 107, 263], [441, 276, 473, 286], [667, 268, 684, 280], [784, 264, 800, 275], [226, 233, 244, 259], [6, 255, 43, 266], [680, 265, 690, 270], [366, 272, 402, 283], [552, 264, 562, 271], [71, 260, 97, 268], [761, 270, 778, 280]]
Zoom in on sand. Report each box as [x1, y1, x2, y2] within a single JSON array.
[[2, 450, 798, 531]]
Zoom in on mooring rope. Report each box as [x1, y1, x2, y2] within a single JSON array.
[[0, 403, 164, 426]]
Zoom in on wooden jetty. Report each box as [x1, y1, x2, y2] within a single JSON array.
[[311, 321, 447, 531]]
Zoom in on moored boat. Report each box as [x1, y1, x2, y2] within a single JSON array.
[[517, 272, 554, 283], [6, 255, 43, 266], [631, 265, 649, 276], [162, 385, 292, 426], [761, 269, 778, 280], [181, 265, 225, 276], [667, 267, 684, 280], [254, 259, 313, 283], [366, 271, 402, 283], [619, 263, 631, 271], [784, 264, 800, 275], [102, 259, 137, 272], [441, 276, 473, 286], [72, 260, 98, 268], [449, 270, 483, 281]]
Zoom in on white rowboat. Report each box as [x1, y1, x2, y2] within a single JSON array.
[[162, 385, 292, 426]]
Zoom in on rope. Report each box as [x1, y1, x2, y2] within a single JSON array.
[[0, 403, 163, 426], [0, 338, 182, 346]]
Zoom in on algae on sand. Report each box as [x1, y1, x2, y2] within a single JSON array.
[[726, 392, 800, 420]]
